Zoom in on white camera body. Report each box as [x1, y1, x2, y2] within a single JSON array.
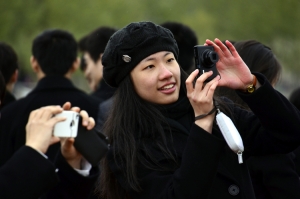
[[53, 111, 80, 137]]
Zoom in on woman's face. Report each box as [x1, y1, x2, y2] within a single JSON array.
[[130, 51, 181, 105]]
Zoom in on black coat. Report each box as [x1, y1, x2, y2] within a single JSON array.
[[108, 73, 300, 199], [0, 90, 16, 110], [91, 79, 116, 104], [247, 152, 300, 199], [0, 146, 99, 199], [0, 75, 101, 165]]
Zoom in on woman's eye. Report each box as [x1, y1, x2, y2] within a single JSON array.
[[144, 65, 154, 70], [167, 58, 175, 63]]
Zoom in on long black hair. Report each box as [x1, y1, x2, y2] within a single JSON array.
[[99, 68, 231, 199]]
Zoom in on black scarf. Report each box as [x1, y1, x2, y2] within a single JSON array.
[[157, 88, 194, 134]]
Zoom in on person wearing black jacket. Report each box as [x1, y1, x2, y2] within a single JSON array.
[[216, 40, 300, 199], [0, 72, 98, 199], [0, 105, 98, 199], [97, 21, 300, 199], [78, 26, 117, 104], [0, 42, 18, 109], [0, 29, 101, 167]]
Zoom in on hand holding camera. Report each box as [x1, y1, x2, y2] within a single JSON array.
[[54, 102, 108, 167], [204, 39, 256, 90], [25, 106, 65, 154]]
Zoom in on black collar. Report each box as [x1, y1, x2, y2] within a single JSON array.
[[29, 75, 79, 94]]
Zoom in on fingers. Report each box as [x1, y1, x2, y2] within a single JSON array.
[[214, 39, 231, 56], [87, 117, 95, 130], [49, 136, 60, 146], [186, 69, 199, 94], [205, 39, 223, 57], [28, 106, 63, 123], [79, 110, 95, 130], [62, 102, 72, 110], [48, 115, 66, 126], [224, 40, 240, 57], [202, 75, 220, 98], [193, 74, 219, 99], [70, 107, 80, 113]]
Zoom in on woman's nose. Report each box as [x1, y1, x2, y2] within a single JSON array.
[[158, 64, 173, 80]]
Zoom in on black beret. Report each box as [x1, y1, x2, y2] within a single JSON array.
[[102, 21, 179, 88]]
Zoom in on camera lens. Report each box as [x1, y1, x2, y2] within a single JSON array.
[[202, 50, 219, 67]]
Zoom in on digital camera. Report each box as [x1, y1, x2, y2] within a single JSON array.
[[194, 45, 220, 82]]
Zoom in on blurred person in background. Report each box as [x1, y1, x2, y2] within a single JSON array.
[[216, 40, 300, 199], [0, 42, 19, 109], [289, 87, 300, 178], [78, 26, 117, 133], [78, 26, 117, 104], [0, 72, 98, 198], [160, 21, 198, 75], [0, 29, 100, 173]]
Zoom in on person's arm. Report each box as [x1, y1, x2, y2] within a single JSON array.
[[45, 150, 100, 199], [0, 146, 58, 199], [233, 73, 300, 155], [43, 102, 100, 199], [204, 39, 300, 154], [0, 105, 65, 199]]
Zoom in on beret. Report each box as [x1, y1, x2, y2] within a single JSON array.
[[102, 21, 179, 87]]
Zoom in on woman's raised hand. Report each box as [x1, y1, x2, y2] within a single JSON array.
[[205, 38, 253, 90]]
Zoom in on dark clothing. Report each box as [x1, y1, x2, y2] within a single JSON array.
[[108, 73, 300, 199], [95, 96, 114, 132], [0, 89, 16, 109], [294, 146, 300, 176], [247, 152, 300, 199], [91, 79, 116, 104], [0, 75, 101, 166], [0, 146, 98, 199]]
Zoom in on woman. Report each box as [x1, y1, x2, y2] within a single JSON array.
[[99, 21, 300, 199], [217, 40, 300, 199]]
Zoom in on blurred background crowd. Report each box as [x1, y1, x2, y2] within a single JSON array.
[[0, 0, 299, 98]]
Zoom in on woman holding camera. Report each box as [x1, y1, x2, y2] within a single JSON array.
[[98, 21, 300, 199]]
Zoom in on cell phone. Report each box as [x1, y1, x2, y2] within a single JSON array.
[[74, 118, 109, 166], [53, 111, 80, 137], [194, 45, 220, 82]]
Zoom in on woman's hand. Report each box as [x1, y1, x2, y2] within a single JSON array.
[[25, 106, 65, 154], [186, 70, 220, 133], [60, 102, 95, 169], [205, 38, 254, 90]]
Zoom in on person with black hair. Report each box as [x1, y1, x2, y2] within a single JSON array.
[[216, 40, 300, 199], [0, 29, 100, 173], [97, 21, 300, 199], [0, 70, 98, 198], [160, 21, 198, 74], [97, 22, 199, 132], [78, 26, 118, 133], [289, 87, 300, 179], [0, 103, 97, 199], [290, 87, 300, 110], [0, 42, 19, 109], [0, 72, 6, 102], [79, 26, 117, 103]]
